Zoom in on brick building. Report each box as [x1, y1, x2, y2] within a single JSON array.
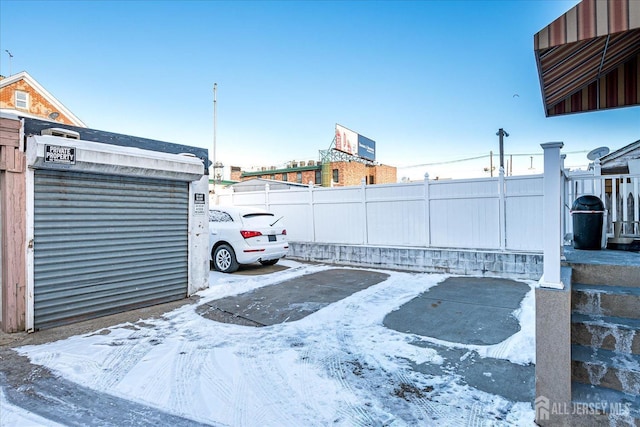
[[237, 160, 397, 187]]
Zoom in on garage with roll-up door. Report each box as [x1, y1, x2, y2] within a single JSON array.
[[33, 170, 190, 329], [6, 118, 212, 332]]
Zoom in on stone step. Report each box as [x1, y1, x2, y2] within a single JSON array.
[[572, 344, 640, 395], [571, 314, 640, 355], [568, 263, 640, 288], [572, 284, 640, 319], [572, 381, 640, 425]]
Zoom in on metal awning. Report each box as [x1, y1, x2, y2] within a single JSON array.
[[534, 0, 640, 117]]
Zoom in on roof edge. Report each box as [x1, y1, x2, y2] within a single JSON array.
[[0, 71, 87, 127]]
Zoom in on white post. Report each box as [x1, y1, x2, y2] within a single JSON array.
[[424, 172, 431, 247], [265, 183, 270, 211], [361, 177, 368, 245], [498, 166, 506, 251], [540, 142, 564, 289], [560, 154, 567, 246], [308, 181, 315, 242]]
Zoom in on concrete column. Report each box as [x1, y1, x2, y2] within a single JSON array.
[[188, 175, 210, 295], [539, 142, 564, 289], [535, 278, 572, 425]]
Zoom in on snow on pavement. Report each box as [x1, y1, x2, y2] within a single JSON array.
[[13, 260, 536, 426], [0, 389, 65, 427]]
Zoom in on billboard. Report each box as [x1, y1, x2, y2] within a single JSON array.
[[335, 124, 376, 161]]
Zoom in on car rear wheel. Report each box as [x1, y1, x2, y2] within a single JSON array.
[[259, 259, 279, 266], [213, 244, 239, 273]]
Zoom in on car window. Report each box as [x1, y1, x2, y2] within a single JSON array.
[[209, 210, 234, 222], [242, 212, 282, 227]]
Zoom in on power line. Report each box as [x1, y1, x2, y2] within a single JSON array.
[[400, 154, 489, 168], [399, 150, 589, 169]]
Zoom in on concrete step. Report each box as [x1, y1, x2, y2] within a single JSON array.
[[572, 284, 640, 319], [568, 262, 640, 288], [572, 381, 640, 425], [572, 344, 640, 395], [572, 314, 640, 355]]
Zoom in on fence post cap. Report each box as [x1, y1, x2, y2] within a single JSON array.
[[540, 142, 564, 150]]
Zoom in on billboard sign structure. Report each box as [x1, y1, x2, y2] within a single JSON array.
[[335, 124, 376, 161]]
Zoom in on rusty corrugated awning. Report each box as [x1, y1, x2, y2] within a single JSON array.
[[534, 0, 640, 117]]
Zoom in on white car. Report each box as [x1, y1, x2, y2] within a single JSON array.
[[209, 206, 289, 273]]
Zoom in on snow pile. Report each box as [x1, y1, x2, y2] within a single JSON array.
[[13, 260, 536, 426]]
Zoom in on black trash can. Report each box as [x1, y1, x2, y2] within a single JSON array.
[[571, 195, 605, 250]]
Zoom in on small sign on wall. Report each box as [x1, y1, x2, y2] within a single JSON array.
[[194, 193, 206, 215], [45, 145, 76, 164]]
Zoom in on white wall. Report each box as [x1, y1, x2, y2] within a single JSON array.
[[216, 173, 545, 252], [188, 175, 210, 295]]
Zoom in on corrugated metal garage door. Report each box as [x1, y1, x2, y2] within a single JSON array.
[[33, 170, 189, 329]]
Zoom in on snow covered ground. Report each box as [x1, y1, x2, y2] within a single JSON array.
[[0, 389, 64, 427], [7, 260, 536, 426]]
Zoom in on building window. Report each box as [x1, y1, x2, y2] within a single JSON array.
[[296, 172, 302, 183], [369, 175, 375, 185], [270, 174, 275, 180], [332, 169, 339, 183], [15, 91, 28, 109], [282, 173, 288, 182], [315, 169, 321, 184]]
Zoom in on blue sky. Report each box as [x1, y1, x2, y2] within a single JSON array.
[[1, 0, 638, 180]]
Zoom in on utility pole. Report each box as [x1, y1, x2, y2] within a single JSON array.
[[496, 128, 509, 172], [213, 83, 217, 183]]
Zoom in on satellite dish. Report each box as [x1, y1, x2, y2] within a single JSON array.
[[587, 146, 610, 160]]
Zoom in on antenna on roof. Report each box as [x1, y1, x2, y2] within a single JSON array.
[[4, 50, 13, 76]]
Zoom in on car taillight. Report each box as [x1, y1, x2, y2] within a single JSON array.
[[282, 229, 287, 235], [240, 230, 262, 239]]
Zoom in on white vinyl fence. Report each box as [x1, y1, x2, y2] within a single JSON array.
[[216, 173, 545, 252]]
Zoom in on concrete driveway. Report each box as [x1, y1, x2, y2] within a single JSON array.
[[199, 269, 535, 403], [1, 261, 536, 425]]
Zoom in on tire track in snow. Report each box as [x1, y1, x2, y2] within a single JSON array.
[[323, 352, 376, 426], [196, 345, 241, 426], [390, 367, 455, 424], [333, 287, 463, 426], [325, 301, 397, 426], [91, 325, 159, 391], [295, 345, 326, 424], [128, 343, 175, 403], [233, 338, 304, 426], [168, 339, 207, 420], [466, 402, 484, 427]]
